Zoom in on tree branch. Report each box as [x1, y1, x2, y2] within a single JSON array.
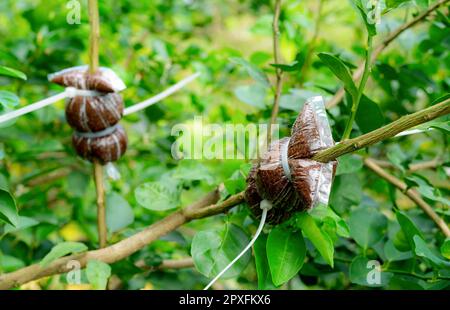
[[364, 158, 450, 237], [268, 0, 283, 145], [88, 0, 107, 249], [1, 97, 448, 289], [313, 98, 450, 162], [0, 189, 226, 289], [136, 258, 194, 271], [326, 0, 449, 109]]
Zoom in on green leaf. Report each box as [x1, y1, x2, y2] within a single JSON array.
[[230, 57, 271, 88], [173, 161, 214, 184], [0, 91, 20, 110], [384, 240, 413, 262], [135, 181, 180, 211], [106, 192, 135, 233], [254, 234, 276, 289], [309, 204, 350, 238], [191, 223, 251, 279], [318, 53, 358, 102], [0, 255, 25, 273], [349, 256, 393, 287], [267, 226, 306, 286], [233, 84, 267, 109], [440, 239, 450, 260], [348, 206, 388, 250], [396, 211, 424, 250], [86, 260, 111, 290], [40, 242, 88, 267], [413, 236, 450, 268], [355, 95, 385, 133], [0, 66, 27, 80], [386, 0, 412, 10], [336, 154, 363, 175], [4, 216, 39, 234], [296, 213, 334, 267], [353, 0, 377, 36], [0, 189, 18, 227], [279, 89, 317, 111], [406, 175, 450, 206], [329, 173, 362, 213]]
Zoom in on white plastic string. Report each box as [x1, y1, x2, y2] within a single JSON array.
[[281, 138, 292, 181], [203, 199, 273, 291], [0, 73, 200, 125], [123, 72, 200, 116], [394, 128, 434, 137]]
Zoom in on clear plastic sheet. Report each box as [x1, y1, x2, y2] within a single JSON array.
[[48, 65, 126, 93], [245, 96, 337, 225]]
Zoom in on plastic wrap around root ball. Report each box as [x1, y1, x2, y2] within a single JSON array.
[[72, 125, 128, 164], [245, 96, 337, 225], [48, 66, 126, 93]]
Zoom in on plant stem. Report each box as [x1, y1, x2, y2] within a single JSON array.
[[268, 0, 283, 146], [93, 159, 107, 248], [342, 35, 373, 140], [88, 0, 100, 74], [88, 0, 107, 248]]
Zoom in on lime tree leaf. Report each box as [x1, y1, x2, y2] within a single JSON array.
[[0, 254, 25, 273], [396, 211, 424, 250], [440, 239, 450, 260], [4, 216, 39, 234], [0, 189, 18, 227], [329, 173, 362, 214], [336, 154, 363, 175], [40, 242, 88, 267], [230, 57, 271, 88], [353, 0, 377, 36], [279, 89, 317, 111], [0, 91, 20, 109], [173, 161, 215, 184], [406, 175, 450, 206], [349, 256, 393, 287], [386, 0, 413, 10], [233, 84, 267, 109], [254, 234, 276, 289], [267, 226, 306, 286], [413, 236, 450, 268], [135, 181, 180, 211], [310, 205, 350, 238], [317, 53, 358, 101], [296, 212, 334, 267], [384, 240, 413, 262], [106, 192, 135, 233], [348, 206, 388, 250], [86, 260, 111, 290], [355, 95, 385, 133], [191, 223, 251, 279], [0, 66, 27, 80]]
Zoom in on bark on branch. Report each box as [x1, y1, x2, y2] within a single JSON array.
[[364, 158, 450, 237]]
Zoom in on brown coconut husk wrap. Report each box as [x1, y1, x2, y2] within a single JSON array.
[[48, 66, 128, 164], [245, 96, 338, 225]]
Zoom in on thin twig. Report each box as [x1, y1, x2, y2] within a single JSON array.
[[88, 0, 107, 248], [364, 158, 450, 237], [298, 0, 324, 86], [326, 0, 449, 109], [93, 158, 107, 248], [268, 0, 283, 146]]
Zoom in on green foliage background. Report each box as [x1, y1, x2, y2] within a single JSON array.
[[0, 0, 449, 290]]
